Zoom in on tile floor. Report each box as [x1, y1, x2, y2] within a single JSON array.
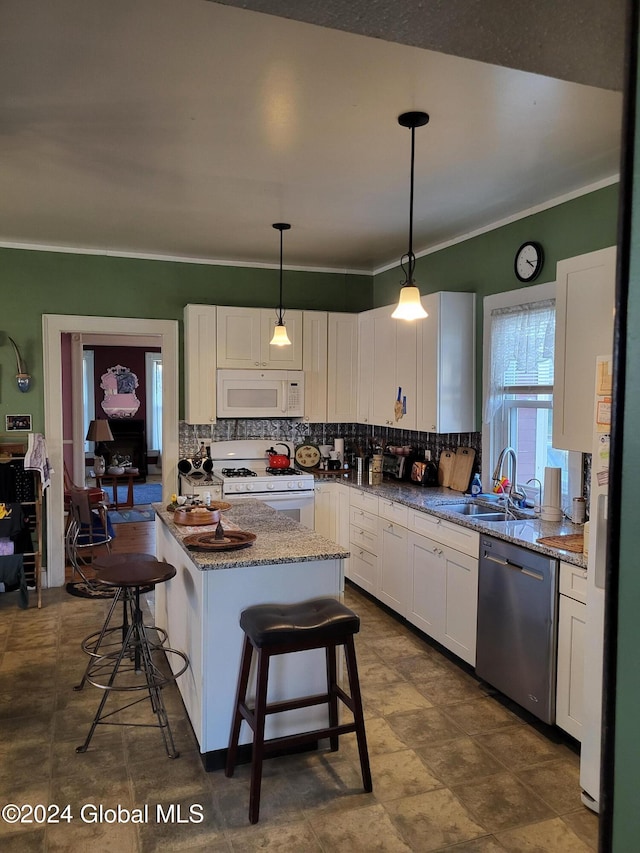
[[0, 580, 599, 852]]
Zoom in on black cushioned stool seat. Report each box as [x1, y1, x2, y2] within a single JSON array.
[[226, 596, 372, 824], [240, 598, 361, 648]]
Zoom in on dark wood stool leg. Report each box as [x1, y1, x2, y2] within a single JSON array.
[[344, 635, 372, 792], [249, 648, 270, 824], [225, 635, 254, 777], [326, 643, 339, 751]]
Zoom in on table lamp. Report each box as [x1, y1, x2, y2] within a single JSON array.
[[86, 419, 114, 476]]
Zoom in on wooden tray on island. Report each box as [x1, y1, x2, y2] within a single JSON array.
[[173, 507, 221, 526], [183, 530, 257, 551], [167, 500, 232, 514]]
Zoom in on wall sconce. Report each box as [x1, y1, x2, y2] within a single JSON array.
[[8, 337, 31, 392]]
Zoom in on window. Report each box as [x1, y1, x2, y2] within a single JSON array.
[[483, 285, 580, 508], [145, 352, 163, 455], [82, 349, 95, 453]]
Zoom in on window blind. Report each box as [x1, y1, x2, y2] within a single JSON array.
[[484, 298, 555, 424]]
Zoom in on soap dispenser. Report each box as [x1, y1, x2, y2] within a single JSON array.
[[470, 473, 482, 496]]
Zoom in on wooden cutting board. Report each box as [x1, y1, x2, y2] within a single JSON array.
[[449, 447, 476, 492], [437, 449, 456, 487]]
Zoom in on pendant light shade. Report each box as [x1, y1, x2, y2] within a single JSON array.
[[391, 111, 429, 321], [270, 222, 292, 347]]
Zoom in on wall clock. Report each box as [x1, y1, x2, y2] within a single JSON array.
[[514, 241, 544, 283]]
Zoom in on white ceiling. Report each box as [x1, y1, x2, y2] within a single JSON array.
[[0, 0, 624, 273]]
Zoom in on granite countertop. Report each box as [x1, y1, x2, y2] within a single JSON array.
[[154, 499, 349, 571], [335, 477, 588, 569]]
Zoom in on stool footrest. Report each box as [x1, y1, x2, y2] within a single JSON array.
[[260, 722, 358, 756], [243, 690, 332, 719]]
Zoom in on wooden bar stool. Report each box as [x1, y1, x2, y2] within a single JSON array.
[[225, 597, 372, 824]]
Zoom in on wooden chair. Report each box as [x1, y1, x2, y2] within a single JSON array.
[[63, 461, 107, 509], [65, 487, 113, 587]]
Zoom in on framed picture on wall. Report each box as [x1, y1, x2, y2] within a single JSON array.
[[6, 414, 32, 431]]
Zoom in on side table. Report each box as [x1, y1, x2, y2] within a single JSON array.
[[95, 470, 138, 510]]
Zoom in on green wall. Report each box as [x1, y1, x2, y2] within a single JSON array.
[[0, 183, 619, 434], [611, 14, 640, 848], [0, 249, 371, 430], [374, 183, 620, 426]]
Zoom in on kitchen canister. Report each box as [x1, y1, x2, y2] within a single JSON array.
[[541, 467, 563, 522], [369, 454, 383, 486], [572, 497, 586, 524], [334, 438, 345, 464]]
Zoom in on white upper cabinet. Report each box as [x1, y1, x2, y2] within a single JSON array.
[[184, 304, 217, 424], [328, 313, 358, 423], [357, 311, 374, 424], [303, 311, 358, 423], [417, 291, 476, 434], [358, 293, 474, 433], [368, 305, 417, 430], [216, 306, 303, 369], [303, 311, 328, 423], [553, 246, 616, 452]]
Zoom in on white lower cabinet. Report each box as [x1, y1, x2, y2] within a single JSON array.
[[314, 481, 336, 541], [406, 532, 445, 639], [315, 481, 351, 542], [407, 531, 478, 666], [378, 519, 408, 616], [345, 490, 479, 667], [349, 540, 378, 595], [556, 562, 587, 741]]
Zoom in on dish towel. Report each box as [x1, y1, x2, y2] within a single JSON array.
[[24, 433, 53, 490]]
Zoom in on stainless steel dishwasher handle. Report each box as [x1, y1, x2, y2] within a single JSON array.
[[484, 553, 543, 581]]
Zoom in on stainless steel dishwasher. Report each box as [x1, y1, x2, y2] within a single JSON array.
[[476, 535, 559, 724]]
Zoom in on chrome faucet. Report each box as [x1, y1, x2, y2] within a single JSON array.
[[492, 446, 526, 510], [526, 478, 542, 515]]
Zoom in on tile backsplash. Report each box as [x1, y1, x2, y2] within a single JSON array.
[[180, 419, 482, 472]]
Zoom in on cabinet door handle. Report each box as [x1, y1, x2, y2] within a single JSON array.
[[254, 361, 260, 366], [387, 523, 393, 530]]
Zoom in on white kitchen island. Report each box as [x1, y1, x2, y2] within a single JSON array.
[[153, 499, 349, 769]]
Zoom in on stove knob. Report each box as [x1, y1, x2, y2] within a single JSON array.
[[297, 481, 305, 489], [267, 483, 275, 490], [247, 483, 255, 492], [287, 482, 295, 490]]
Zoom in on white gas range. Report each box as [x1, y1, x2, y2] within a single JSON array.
[[179, 440, 315, 529]]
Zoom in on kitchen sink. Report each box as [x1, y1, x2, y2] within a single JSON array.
[[439, 503, 508, 522], [441, 503, 504, 516]]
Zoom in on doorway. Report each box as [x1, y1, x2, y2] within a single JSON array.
[[43, 315, 179, 588]]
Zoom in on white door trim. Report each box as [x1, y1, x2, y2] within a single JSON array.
[[43, 314, 179, 588]]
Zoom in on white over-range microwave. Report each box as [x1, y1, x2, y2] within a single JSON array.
[[216, 369, 305, 418]]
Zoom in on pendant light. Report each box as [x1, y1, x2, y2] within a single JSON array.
[[270, 222, 292, 346], [391, 111, 429, 320]]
